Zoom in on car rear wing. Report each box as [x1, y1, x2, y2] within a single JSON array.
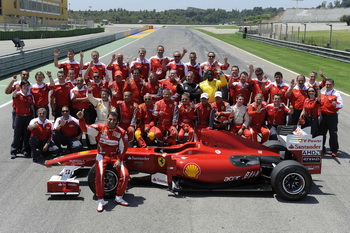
[[278, 126, 322, 174]]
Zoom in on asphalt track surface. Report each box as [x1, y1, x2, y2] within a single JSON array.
[[1, 26, 350, 233]]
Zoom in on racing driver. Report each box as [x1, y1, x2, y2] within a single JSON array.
[[77, 110, 130, 212]]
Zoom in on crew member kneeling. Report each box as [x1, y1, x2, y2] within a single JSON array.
[[77, 110, 130, 212]]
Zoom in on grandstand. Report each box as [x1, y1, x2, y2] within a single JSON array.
[[278, 8, 350, 22]]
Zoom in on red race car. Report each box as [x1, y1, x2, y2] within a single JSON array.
[[46, 127, 322, 201]]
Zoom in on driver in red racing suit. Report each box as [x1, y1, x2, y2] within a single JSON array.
[[77, 110, 130, 212]]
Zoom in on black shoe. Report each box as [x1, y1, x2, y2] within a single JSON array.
[[11, 153, 16, 159], [33, 157, 38, 162], [24, 152, 31, 158]]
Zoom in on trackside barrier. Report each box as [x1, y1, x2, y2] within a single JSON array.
[[0, 26, 149, 77], [246, 34, 350, 63]]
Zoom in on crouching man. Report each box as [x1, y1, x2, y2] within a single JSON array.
[[77, 110, 130, 212], [27, 108, 58, 162]]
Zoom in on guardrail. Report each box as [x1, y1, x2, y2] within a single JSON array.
[[246, 34, 350, 63], [0, 27, 148, 77]]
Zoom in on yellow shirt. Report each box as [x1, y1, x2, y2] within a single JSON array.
[[199, 74, 227, 103]]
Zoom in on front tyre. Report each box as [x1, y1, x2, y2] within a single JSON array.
[[88, 164, 119, 198], [271, 160, 312, 201]]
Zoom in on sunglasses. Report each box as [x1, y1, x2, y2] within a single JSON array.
[[93, 76, 100, 78], [308, 90, 315, 93], [174, 56, 180, 58], [144, 98, 152, 100], [208, 56, 215, 58], [256, 73, 263, 76], [61, 110, 69, 113]]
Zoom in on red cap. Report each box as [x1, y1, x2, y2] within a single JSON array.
[[114, 70, 123, 77]]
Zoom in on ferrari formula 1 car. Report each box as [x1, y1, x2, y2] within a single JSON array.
[[45, 126, 323, 201]]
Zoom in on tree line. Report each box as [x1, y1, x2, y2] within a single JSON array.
[[69, 7, 284, 25], [317, 0, 350, 8]]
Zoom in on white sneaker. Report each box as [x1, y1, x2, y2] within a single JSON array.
[[97, 199, 105, 212], [115, 196, 129, 206]]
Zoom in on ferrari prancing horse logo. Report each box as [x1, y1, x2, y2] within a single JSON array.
[[158, 157, 166, 167]]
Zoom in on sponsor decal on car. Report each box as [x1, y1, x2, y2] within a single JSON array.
[[183, 163, 201, 179], [286, 135, 323, 151], [127, 156, 150, 161], [151, 173, 168, 186], [302, 156, 321, 163], [302, 151, 321, 155], [158, 157, 166, 167], [224, 176, 241, 182]]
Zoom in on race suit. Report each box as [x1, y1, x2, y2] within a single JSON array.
[[151, 98, 179, 145], [79, 119, 129, 199]]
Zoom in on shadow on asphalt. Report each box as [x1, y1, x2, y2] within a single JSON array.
[[92, 193, 146, 211], [47, 195, 85, 201], [322, 149, 349, 165]]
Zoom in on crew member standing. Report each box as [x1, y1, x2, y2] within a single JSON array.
[[10, 80, 34, 159], [77, 111, 130, 212], [319, 79, 343, 157]]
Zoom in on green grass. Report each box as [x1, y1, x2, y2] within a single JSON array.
[[198, 29, 350, 94], [186, 25, 238, 30], [290, 30, 350, 51]]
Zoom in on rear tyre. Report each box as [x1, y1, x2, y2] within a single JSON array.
[[88, 164, 119, 198], [271, 160, 312, 201]]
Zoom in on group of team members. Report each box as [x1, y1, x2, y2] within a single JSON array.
[[6, 45, 343, 211]]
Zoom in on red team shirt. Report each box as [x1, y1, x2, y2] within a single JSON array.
[[130, 59, 151, 80], [115, 101, 138, 128], [153, 99, 179, 127], [51, 82, 74, 107], [229, 81, 253, 105], [31, 83, 54, 107], [54, 116, 81, 138], [303, 98, 320, 118], [248, 102, 267, 126], [58, 60, 81, 78], [29, 118, 53, 141], [149, 56, 170, 80], [251, 79, 270, 103], [185, 62, 202, 83], [83, 62, 109, 80], [141, 81, 164, 103], [320, 89, 343, 115], [266, 103, 290, 126], [123, 79, 144, 104], [177, 102, 196, 128], [167, 61, 188, 79], [137, 103, 155, 128], [70, 86, 90, 109], [288, 85, 308, 111], [107, 62, 130, 81], [264, 82, 289, 104]]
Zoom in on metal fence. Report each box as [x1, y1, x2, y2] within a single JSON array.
[[255, 23, 350, 51], [0, 20, 94, 31], [246, 34, 350, 63], [0, 27, 148, 77]]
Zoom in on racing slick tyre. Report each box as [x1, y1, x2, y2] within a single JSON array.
[[263, 140, 293, 160], [88, 164, 119, 198], [271, 160, 312, 201]]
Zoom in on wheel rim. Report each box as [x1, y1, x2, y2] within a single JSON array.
[[104, 170, 118, 192], [282, 172, 305, 195]]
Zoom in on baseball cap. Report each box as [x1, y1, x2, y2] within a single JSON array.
[[114, 70, 123, 77], [215, 91, 222, 98], [200, 93, 209, 99]]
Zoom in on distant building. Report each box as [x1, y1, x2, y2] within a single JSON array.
[[0, 0, 68, 25]]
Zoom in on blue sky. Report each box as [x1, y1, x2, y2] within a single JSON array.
[[69, 0, 325, 11]]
